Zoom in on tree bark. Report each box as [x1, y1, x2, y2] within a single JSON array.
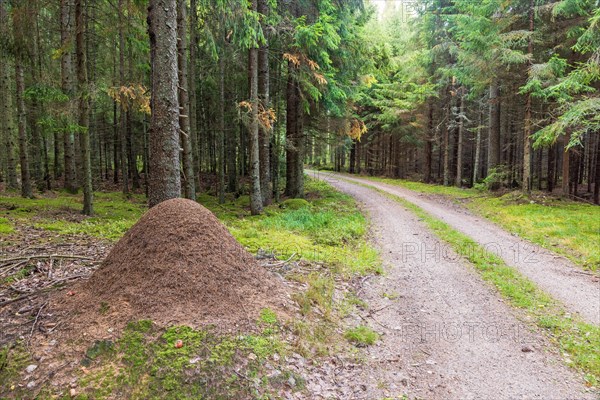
[[75, 0, 93, 215], [118, 0, 129, 194], [487, 82, 501, 173], [218, 54, 226, 203], [177, 0, 196, 200], [455, 94, 464, 187], [147, 0, 182, 207], [0, 2, 18, 190], [473, 106, 483, 185], [61, 0, 77, 192], [561, 133, 571, 197], [424, 103, 433, 183], [248, 1, 263, 215], [258, 0, 271, 206], [522, 0, 534, 193], [285, 61, 300, 197], [594, 132, 599, 204], [188, 0, 200, 190], [13, 6, 33, 198]]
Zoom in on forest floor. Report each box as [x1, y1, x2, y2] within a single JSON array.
[[0, 179, 389, 399], [0, 175, 598, 399]]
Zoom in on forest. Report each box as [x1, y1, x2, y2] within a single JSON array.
[[1, 0, 597, 211], [0, 0, 599, 399]]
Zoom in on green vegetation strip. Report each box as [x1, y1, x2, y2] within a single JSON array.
[[342, 178, 600, 385], [356, 175, 599, 270]]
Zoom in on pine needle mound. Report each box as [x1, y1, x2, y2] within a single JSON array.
[[55, 198, 286, 333]]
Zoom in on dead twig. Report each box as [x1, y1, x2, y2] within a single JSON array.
[[28, 301, 48, 344], [0, 254, 94, 265]]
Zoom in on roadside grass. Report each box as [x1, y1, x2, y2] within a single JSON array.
[[350, 180, 600, 384], [348, 174, 599, 271], [469, 195, 599, 270]]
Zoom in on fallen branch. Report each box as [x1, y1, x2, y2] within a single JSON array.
[[0, 254, 94, 265]]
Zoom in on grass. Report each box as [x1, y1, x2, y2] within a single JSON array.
[[0, 191, 146, 240], [348, 174, 599, 271], [344, 325, 380, 346], [356, 181, 600, 384], [199, 178, 381, 277]]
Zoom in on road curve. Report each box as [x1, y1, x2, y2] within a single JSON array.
[[309, 171, 596, 399], [309, 170, 600, 326]]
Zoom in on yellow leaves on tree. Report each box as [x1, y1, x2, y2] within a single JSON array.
[[336, 118, 367, 141], [107, 84, 151, 115], [284, 52, 327, 85], [238, 101, 277, 131]]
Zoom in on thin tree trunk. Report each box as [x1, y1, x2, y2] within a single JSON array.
[[177, 0, 196, 200], [455, 94, 464, 187], [248, 1, 263, 215], [118, 0, 129, 194], [13, 7, 33, 198], [424, 103, 433, 183], [285, 62, 299, 197], [594, 132, 600, 204], [473, 106, 483, 185], [258, 0, 271, 205], [148, 0, 181, 207], [0, 1, 18, 190], [522, 0, 534, 193], [61, 0, 77, 192], [562, 133, 571, 197], [218, 55, 226, 203], [488, 82, 501, 173], [442, 102, 450, 186], [75, 0, 93, 215], [189, 0, 200, 190]]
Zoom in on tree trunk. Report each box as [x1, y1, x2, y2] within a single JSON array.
[[594, 132, 599, 204], [455, 94, 464, 187], [148, 0, 182, 207], [13, 7, 33, 198], [522, 0, 534, 193], [285, 62, 300, 197], [177, 0, 196, 200], [442, 102, 450, 186], [473, 106, 483, 185], [487, 82, 501, 173], [61, 0, 77, 192], [258, 0, 271, 206], [75, 0, 93, 215], [561, 133, 571, 197], [218, 54, 226, 204], [189, 0, 200, 190], [424, 103, 433, 183], [0, 2, 18, 190], [118, 0, 129, 194], [248, 1, 263, 215]]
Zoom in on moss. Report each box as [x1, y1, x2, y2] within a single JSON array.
[[280, 198, 310, 210], [0, 343, 30, 397]]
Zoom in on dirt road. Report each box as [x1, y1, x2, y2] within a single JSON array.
[[309, 171, 596, 400], [310, 170, 600, 325]]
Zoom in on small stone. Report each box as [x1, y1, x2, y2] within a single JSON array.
[[70, 388, 77, 397], [287, 376, 296, 387], [26, 381, 36, 389], [248, 353, 257, 361], [521, 346, 533, 353], [25, 365, 38, 374], [189, 357, 201, 364]]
